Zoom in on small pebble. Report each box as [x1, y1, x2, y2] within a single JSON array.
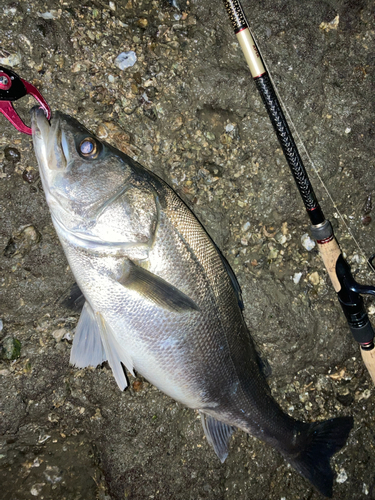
[[115, 51, 137, 70], [143, 107, 157, 121], [268, 247, 278, 260], [1, 337, 21, 360], [132, 379, 143, 392], [276, 233, 286, 244], [4, 146, 21, 163], [3, 225, 42, 258], [351, 253, 366, 265], [336, 468, 348, 484], [30, 483, 45, 496], [137, 18, 148, 29], [299, 392, 309, 403], [37, 10, 60, 19], [97, 124, 109, 139], [357, 389, 371, 401], [22, 168, 39, 184], [43, 465, 63, 484], [301, 233, 316, 251], [4, 7, 16, 15], [63, 331, 72, 342], [362, 215, 371, 226], [308, 271, 320, 286], [0, 52, 21, 66], [23, 225, 41, 243], [293, 272, 302, 284], [320, 14, 340, 32], [362, 194, 372, 215], [71, 62, 81, 73], [52, 329, 67, 342]]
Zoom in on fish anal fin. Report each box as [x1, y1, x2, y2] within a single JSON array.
[[200, 412, 236, 463], [70, 301, 107, 368], [119, 261, 200, 313]]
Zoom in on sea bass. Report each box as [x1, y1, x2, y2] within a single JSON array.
[[31, 108, 353, 497]]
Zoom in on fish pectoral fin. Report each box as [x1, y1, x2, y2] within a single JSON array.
[[200, 412, 236, 463], [58, 282, 85, 312], [119, 261, 200, 313], [97, 312, 135, 391], [70, 301, 107, 368]]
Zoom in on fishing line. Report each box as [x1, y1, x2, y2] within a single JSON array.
[[249, 27, 367, 259]]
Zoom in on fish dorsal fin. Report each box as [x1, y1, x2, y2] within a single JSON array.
[[214, 244, 244, 310], [70, 301, 107, 368], [97, 312, 135, 391], [200, 412, 236, 463], [118, 261, 200, 313]]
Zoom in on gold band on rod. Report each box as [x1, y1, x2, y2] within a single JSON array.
[[223, 0, 265, 78], [236, 29, 265, 78]]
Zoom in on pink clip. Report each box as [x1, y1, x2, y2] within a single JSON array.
[[0, 67, 51, 135]]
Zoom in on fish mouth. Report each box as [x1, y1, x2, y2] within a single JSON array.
[[31, 107, 77, 230], [31, 107, 70, 173]]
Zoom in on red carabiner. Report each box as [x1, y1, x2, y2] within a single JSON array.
[[0, 66, 51, 135]]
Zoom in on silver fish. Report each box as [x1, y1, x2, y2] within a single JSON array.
[[31, 108, 353, 498]]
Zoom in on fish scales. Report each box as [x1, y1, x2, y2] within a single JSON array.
[[62, 169, 250, 412], [31, 108, 353, 498]]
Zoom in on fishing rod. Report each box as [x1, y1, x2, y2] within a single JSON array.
[[222, 0, 375, 383]]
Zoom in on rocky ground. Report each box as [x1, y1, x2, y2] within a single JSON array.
[[1, 0, 375, 499]]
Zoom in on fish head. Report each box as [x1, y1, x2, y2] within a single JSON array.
[[31, 108, 158, 253], [31, 107, 130, 222]]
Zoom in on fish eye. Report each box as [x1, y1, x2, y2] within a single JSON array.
[[79, 137, 100, 158]]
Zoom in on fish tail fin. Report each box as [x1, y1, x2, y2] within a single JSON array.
[[287, 416, 353, 497]]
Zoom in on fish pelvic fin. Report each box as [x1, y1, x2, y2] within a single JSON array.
[[200, 412, 236, 463], [287, 416, 353, 498], [97, 312, 135, 391], [70, 301, 107, 368], [70, 302, 135, 391]]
